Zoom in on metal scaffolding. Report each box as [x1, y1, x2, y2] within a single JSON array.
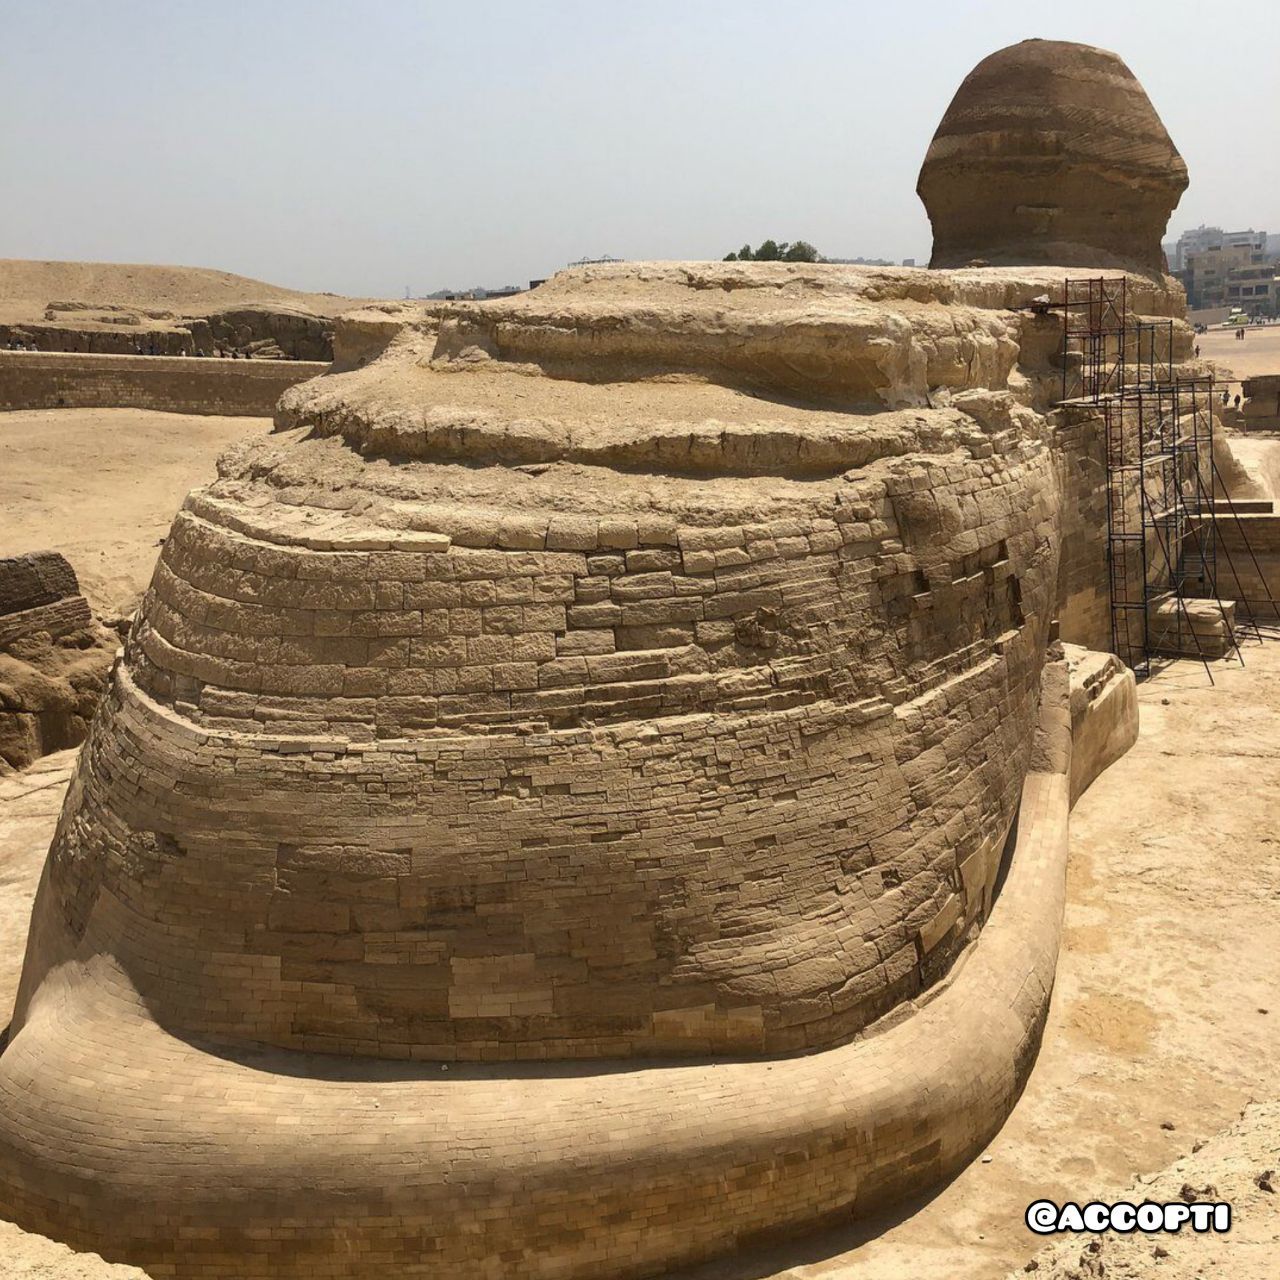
[[1060, 275, 1129, 403], [1047, 277, 1273, 679]]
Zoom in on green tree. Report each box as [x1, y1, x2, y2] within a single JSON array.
[[783, 240, 819, 263], [723, 239, 820, 262]]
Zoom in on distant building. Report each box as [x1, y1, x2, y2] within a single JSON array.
[[422, 284, 526, 302], [1178, 236, 1278, 316], [1171, 225, 1266, 272], [902, 258, 917, 268]]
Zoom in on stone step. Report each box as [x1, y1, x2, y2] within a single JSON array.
[[1146, 593, 1237, 658]]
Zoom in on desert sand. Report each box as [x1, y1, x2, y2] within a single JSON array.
[[0, 408, 271, 619], [1014, 1099, 1280, 1280], [0, 259, 366, 327], [1197, 323, 1280, 385]]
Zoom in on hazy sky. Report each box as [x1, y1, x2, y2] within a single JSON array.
[[3, 0, 1276, 298]]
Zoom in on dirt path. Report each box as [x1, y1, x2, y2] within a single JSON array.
[[1198, 325, 1280, 385], [0, 407, 270, 618]]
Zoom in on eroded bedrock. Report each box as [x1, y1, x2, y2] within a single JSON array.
[[0, 260, 1153, 1275]]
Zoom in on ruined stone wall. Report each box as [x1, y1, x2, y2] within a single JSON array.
[[0, 553, 117, 773], [1240, 375, 1280, 431], [0, 352, 326, 417]]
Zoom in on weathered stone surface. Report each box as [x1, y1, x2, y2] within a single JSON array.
[[1241, 374, 1280, 430], [918, 39, 1188, 271], [0, 553, 118, 774], [0, 351, 327, 417], [0, 552, 79, 618], [0, 1220, 151, 1280]]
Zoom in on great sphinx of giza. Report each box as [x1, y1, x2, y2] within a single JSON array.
[[0, 39, 1203, 1279]]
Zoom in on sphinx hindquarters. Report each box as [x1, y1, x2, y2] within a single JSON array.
[[14, 426, 1058, 1063]]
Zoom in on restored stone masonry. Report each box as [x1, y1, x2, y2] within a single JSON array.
[[0, 351, 327, 417]]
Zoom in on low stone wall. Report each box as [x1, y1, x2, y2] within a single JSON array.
[[1064, 645, 1138, 805], [1240, 375, 1280, 431], [0, 352, 326, 418], [1199, 511, 1280, 619]]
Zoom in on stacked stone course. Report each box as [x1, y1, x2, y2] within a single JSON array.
[[35, 384, 1059, 1061]]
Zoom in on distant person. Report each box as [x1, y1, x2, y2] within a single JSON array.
[[1194, 344, 1200, 358], [1235, 393, 1242, 409], [1223, 389, 1231, 406]]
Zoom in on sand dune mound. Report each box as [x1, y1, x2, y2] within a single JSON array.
[[0, 260, 365, 326]]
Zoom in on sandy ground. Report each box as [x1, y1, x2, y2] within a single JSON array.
[[1197, 324, 1280, 385], [0, 408, 271, 618], [0, 259, 366, 325], [1019, 1099, 1280, 1280], [0, 412, 1277, 1277], [0, 1219, 150, 1280]]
